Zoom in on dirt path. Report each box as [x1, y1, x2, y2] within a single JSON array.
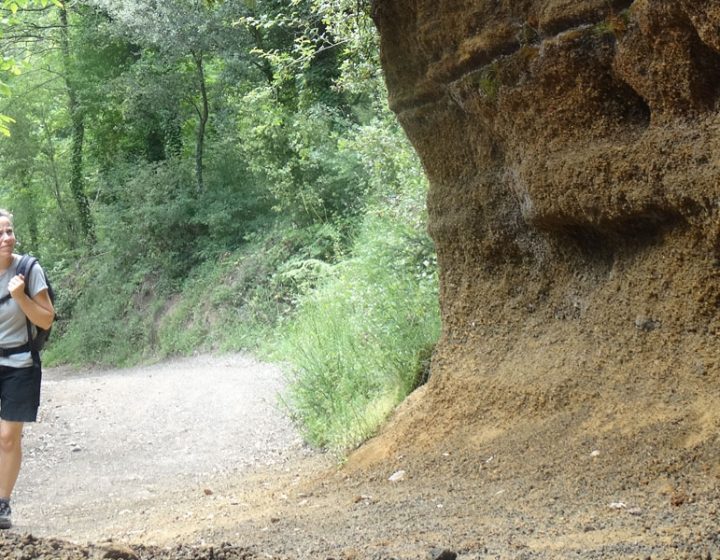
[[13, 354, 322, 544], [2, 354, 720, 559]]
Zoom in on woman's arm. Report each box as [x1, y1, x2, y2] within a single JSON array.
[[9, 275, 55, 330]]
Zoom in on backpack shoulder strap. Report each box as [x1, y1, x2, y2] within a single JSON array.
[[15, 255, 42, 365], [0, 255, 35, 305], [16, 255, 38, 285]]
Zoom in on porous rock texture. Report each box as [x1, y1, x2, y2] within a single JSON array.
[[358, 0, 720, 492]]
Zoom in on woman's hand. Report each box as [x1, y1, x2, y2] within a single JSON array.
[[9, 273, 54, 330], [8, 274, 26, 300]]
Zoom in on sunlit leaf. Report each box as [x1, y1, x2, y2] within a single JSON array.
[[0, 114, 15, 137]]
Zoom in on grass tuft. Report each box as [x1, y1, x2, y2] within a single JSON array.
[[267, 208, 440, 453]]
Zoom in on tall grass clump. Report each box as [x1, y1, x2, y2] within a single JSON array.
[[268, 106, 441, 453], [270, 198, 440, 452]]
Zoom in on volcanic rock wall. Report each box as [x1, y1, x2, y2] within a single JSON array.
[[372, 0, 720, 415]]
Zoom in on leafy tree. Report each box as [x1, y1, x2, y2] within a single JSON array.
[[1, 1, 104, 245], [58, 3, 96, 243], [0, 0, 63, 135], [86, 0, 245, 193]]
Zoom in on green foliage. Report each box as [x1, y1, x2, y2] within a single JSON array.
[[268, 201, 439, 452], [238, 90, 370, 223], [44, 158, 206, 365], [43, 254, 161, 366], [593, 9, 630, 38], [3, 0, 61, 10], [477, 63, 500, 101], [1, 0, 442, 455], [156, 221, 343, 356], [0, 114, 14, 137], [0, 0, 64, 134], [93, 160, 198, 282]]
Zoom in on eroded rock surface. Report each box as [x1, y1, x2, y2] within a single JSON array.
[[369, 0, 720, 467]]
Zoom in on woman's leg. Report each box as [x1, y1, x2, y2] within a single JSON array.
[[0, 420, 24, 499]]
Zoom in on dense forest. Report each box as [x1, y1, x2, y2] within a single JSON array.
[[0, 0, 439, 451]]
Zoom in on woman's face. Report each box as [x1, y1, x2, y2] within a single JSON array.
[[0, 217, 16, 259]]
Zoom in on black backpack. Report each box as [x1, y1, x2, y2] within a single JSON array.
[[0, 255, 55, 360], [18, 255, 55, 353]]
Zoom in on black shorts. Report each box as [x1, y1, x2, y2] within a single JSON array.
[[0, 365, 41, 422]]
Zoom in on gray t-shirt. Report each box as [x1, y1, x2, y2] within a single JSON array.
[[0, 254, 49, 368]]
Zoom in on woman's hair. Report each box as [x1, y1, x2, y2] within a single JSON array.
[[0, 209, 13, 222]]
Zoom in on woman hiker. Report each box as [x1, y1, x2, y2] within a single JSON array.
[[0, 209, 55, 529]]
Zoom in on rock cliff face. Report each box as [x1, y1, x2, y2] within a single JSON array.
[[367, 1, 720, 454]]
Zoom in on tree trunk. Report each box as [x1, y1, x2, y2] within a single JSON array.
[[250, 27, 275, 85], [18, 172, 39, 256], [59, 4, 95, 244], [40, 109, 76, 248], [193, 50, 209, 193]]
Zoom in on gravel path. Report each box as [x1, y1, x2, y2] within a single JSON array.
[[11, 353, 313, 543]]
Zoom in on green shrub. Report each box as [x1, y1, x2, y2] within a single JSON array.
[[269, 205, 440, 452], [42, 253, 160, 366], [238, 89, 372, 225], [155, 221, 345, 357]]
